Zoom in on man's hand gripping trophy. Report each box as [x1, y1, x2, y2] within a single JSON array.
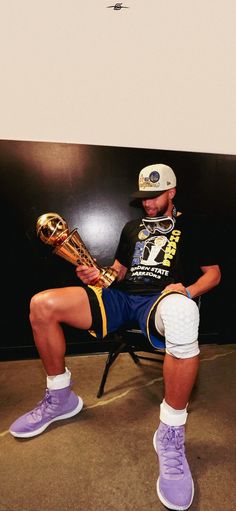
[[36, 213, 117, 288]]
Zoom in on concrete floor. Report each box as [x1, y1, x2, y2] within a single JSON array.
[[0, 343, 236, 511]]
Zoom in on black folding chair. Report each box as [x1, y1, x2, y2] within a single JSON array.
[[97, 328, 165, 398]]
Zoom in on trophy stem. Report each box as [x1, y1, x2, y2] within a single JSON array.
[[53, 229, 98, 267], [53, 229, 117, 288]]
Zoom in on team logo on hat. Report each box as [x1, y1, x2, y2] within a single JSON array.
[[149, 171, 160, 183]]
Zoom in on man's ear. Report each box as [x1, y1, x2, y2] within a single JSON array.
[[168, 188, 176, 200]]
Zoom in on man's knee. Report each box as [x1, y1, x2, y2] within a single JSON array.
[[155, 293, 200, 358], [30, 290, 57, 325]]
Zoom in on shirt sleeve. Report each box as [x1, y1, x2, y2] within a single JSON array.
[[181, 214, 220, 285], [194, 215, 219, 267], [114, 222, 132, 268]]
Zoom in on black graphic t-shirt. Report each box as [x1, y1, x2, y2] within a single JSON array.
[[114, 213, 218, 295]]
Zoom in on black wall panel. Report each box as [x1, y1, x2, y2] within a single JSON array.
[[0, 140, 235, 360]]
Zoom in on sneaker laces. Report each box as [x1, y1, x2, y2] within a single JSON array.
[[30, 389, 57, 422], [160, 426, 184, 476]]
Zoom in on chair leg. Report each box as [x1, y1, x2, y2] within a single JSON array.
[[126, 346, 140, 364], [97, 339, 164, 398], [97, 341, 127, 398]]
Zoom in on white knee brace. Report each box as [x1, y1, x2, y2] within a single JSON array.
[[155, 293, 200, 358]]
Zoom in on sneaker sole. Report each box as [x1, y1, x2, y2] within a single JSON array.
[[9, 396, 83, 439], [153, 430, 194, 511]]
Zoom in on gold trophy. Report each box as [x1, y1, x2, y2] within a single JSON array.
[[36, 212, 117, 288]]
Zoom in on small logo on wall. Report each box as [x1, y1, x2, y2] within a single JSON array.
[[107, 3, 129, 10]]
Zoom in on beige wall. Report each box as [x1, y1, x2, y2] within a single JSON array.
[[0, 0, 235, 155]]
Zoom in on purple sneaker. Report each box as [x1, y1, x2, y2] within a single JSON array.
[[9, 386, 83, 438], [153, 422, 194, 511]]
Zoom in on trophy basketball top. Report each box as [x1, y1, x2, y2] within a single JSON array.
[[36, 212, 69, 246], [36, 211, 117, 287]]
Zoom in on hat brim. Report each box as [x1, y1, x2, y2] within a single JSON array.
[[131, 190, 166, 199]]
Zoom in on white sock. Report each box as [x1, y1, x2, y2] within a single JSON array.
[[160, 399, 188, 426], [47, 367, 71, 390]]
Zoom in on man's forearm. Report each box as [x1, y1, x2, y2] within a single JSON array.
[[187, 265, 221, 299]]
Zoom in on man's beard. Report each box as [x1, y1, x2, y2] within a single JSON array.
[[144, 200, 170, 218], [156, 205, 168, 217]]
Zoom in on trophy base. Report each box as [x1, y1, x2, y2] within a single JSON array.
[[95, 267, 118, 288]]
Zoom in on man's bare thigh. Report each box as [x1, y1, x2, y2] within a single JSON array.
[[39, 286, 92, 330]]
